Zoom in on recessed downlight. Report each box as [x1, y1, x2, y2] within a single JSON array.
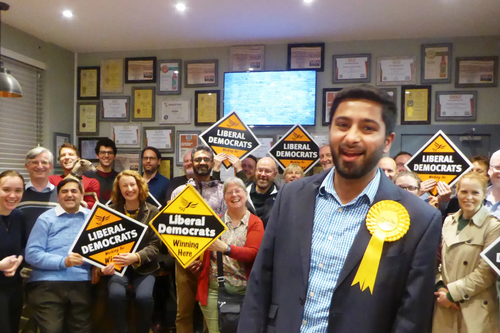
[[62, 10, 73, 18], [176, 3, 187, 11]]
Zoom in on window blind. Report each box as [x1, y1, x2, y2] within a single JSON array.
[[0, 55, 44, 178]]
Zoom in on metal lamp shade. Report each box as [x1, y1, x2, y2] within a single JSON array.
[[0, 65, 22, 97]]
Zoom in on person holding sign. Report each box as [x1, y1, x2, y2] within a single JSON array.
[[99, 170, 161, 333], [197, 177, 264, 332], [433, 172, 500, 333], [0, 171, 26, 333]]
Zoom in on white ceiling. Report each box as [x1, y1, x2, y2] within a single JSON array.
[[2, 0, 500, 53]]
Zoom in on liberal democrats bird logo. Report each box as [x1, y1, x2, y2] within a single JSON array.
[[227, 119, 240, 128], [291, 132, 304, 141], [432, 142, 446, 152], [95, 215, 110, 226], [179, 197, 198, 212]]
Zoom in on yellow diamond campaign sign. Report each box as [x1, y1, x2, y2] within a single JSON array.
[[149, 185, 227, 268], [200, 111, 261, 169], [269, 124, 320, 173], [405, 130, 473, 195], [69, 202, 148, 276]]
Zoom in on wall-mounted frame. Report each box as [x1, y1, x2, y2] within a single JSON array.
[[99, 96, 130, 122], [229, 45, 265, 72], [455, 56, 498, 88], [125, 57, 156, 84], [253, 136, 274, 158], [322, 88, 342, 126], [435, 90, 478, 121], [77, 66, 100, 100], [176, 131, 201, 166], [184, 59, 218, 88], [157, 59, 182, 95], [158, 157, 174, 180], [131, 86, 156, 122], [159, 98, 191, 124], [143, 126, 175, 153], [332, 53, 371, 83], [112, 125, 141, 149], [115, 150, 141, 173], [401, 85, 431, 125], [194, 90, 220, 126], [77, 102, 99, 136], [101, 59, 124, 94], [78, 137, 108, 162], [379, 87, 398, 104], [421, 43, 452, 84], [53, 132, 71, 160], [377, 56, 417, 86], [287, 43, 325, 72]]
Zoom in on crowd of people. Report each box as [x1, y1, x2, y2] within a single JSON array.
[[1, 84, 499, 333]]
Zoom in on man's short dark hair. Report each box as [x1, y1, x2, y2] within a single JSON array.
[[94, 138, 117, 155], [329, 84, 397, 135], [141, 146, 162, 161], [394, 151, 412, 160], [57, 177, 83, 194], [471, 155, 489, 169], [58, 143, 80, 160], [244, 154, 257, 164], [191, 145, 213, 161]]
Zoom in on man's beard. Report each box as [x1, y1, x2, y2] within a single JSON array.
[[332, 143, 385, 180], [193, 165, 211, 176]]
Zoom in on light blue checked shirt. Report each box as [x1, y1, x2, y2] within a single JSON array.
[[300, 168, 381, 333]]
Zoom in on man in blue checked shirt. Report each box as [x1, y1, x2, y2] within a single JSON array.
[[239, 85, 442, 333], [25, 178, 93, 333]]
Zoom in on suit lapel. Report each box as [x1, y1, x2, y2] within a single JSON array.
[[334, 175, 402, 290]]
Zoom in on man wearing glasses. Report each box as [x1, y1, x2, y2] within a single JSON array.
[[84, 138, 118, 203], [142, 146, 170, 206], [485, 151, 500, 215]]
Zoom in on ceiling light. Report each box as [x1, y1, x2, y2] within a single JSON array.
[[0, 2, 22, 97], [176, 3, 186, 11], [303, 0, 313, 3], [62, 10, 73, 18]]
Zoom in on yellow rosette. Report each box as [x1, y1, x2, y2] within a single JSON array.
[[351, 200, 410, 294]]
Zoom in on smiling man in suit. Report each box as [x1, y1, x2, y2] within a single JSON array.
[[238, 85, 442, 333]]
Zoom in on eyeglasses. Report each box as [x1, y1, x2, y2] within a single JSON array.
[[225, 189, 244, 196], [398, 185, 418, 192], [193, 157, 212, 163], [490, 165, 500, 172], [28, 160, 50, 166], [256, 168, 274, 175], [142, 156, 158, 161], [99, 151, 115, 156]]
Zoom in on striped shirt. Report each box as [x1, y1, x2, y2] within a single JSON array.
[[300, 168, 381, 333]]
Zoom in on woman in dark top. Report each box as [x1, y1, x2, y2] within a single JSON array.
[[0, 170, 26, 333], [100, 170, 161, 333]]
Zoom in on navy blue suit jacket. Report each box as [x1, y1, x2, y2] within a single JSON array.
[[238, 170, 442, 333]]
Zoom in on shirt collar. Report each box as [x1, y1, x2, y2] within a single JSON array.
[[318, 167, 381, 206], [26, 180, 55, 193], [223, 210, 250, 227], [55, 204, 86, 216]]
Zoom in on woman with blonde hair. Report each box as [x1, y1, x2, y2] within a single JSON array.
[[433, 172, 500, 333], [100, 170, 161, 333], [283, 163, 304, 183]]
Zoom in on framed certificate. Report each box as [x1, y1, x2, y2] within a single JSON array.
[[322, 88, 342, 126], [131, 87, 156, 122], [101, 59, 124, 94], [99, 96, 130, 122], [287, 43, 325, 72], [77, 66, 100, 100], [184, 60, 218, 88], [159, 157, 174, 180], [377, 56, 417, 85], [176, 131, 201, 166], [435, 91, 477, 121], [194, 90, 220, 126], [159, 99, 191, 124], [332, 54, 371, 83], [401, 85, 431, 125], [421, 43, 452, 84], [229, 45, 265, 71], [157, 59, 182, 95], [77, 102, 99, 136], [455, 56, 498, 88], [143, 126, 175, 153], [112, 125, 140, 148], [379, 87, 398, 104], [125, 57, 156, 84], [115, 150, 141, 173], [53, 132, 71, 159], [78, 137, 108, 162]]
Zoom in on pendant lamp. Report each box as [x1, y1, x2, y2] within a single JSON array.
[[0, 2, 22, 97]]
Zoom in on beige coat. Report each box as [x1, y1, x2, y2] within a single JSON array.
[[432, 206, 500, 333]]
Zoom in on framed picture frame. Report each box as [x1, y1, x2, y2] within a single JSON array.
[[131, 86, 156, 122], [401, 85, 432, 125], [176, 131, 201, 166], [455, 56, 498, 88], [253, 136, 274, 158], [158, 157, 174, 180], [112, 125, 141, 149], [322, 88, 342, 126], [435, 90, 478, 121], [100, 59, 124, 94], [194, 90, 220, 126], [157, 59, 182, 95], [332, 53, 371, 83], [125, 57, 156, 84], [115, 150, 141, 173], [159, 98, 191, 124], [377, 56, 417, 86], [184, 59, 218, 88], [379, 87, 398, 104], [421, 43, 452, 84], [77, 66, 100, 100], [229, 45, 265, 71], [77, 102, 99, 136], [78, 137, 108, 162], [53, 132, 71, 160], [143, 126, 175, 153], [99, 96, 130, 122], [287, 43, 325, 72]]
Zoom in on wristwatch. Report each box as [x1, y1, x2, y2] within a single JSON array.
[[223, 245, 231, 256]]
